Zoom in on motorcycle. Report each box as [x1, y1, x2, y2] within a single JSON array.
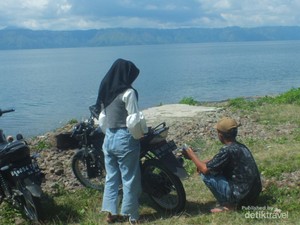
[[70, 106, 188, 213], [70, 108, 106, 190], [0, 108, 44, 222]]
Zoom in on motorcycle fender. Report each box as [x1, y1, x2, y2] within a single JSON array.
[[23, 178, 43, 198], [158, 153, 188, 180]]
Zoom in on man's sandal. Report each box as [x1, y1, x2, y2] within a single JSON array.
[[210, 205, 235, 213]]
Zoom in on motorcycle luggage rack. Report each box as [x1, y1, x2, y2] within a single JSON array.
[[55, 132, 80, 150]]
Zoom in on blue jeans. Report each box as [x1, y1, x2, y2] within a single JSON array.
[[201, 174, 232, 205], [101, 128, 141, 221]]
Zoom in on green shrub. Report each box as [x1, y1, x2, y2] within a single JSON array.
[[68, 119, 78, 124], [36, 140, 52, 150], [228, 87, 300, 110], [273, 87, 300, 105], [179, 97, 198, 105]]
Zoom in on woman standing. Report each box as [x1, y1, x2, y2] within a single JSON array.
[[96, 59, 147, 224]]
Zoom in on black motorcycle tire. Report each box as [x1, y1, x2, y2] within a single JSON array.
[[20, 186, 43, 222], [72, 148, 105, 190], [141, 159, 186, 213]]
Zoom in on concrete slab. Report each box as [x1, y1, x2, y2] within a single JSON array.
[[143, 104, 219, 121]]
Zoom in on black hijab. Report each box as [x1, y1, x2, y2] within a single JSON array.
[[95, 58, 140, 109]]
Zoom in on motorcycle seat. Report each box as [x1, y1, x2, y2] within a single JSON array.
[[0, 140, 30, 166]]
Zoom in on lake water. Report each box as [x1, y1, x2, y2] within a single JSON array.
[[1, 41, 300, 137]]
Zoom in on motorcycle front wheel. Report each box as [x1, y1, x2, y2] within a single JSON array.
[[18, 185, 43, 222], [141, 159, 186, 213], [72, 148, 106, 190]]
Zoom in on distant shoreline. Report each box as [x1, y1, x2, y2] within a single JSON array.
[[1, 26, 300, 50]]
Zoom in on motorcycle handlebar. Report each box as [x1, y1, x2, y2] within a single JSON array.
[[71, 123, 83, 137], [151, 122, 166, 131], [0, 108, 15, 117], [71, 121, 93, 137], [144, 122, 168, 139]]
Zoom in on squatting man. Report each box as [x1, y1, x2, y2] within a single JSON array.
[[182, 117, 262, 213]]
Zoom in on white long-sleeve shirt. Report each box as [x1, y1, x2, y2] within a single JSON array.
[[99, 88, 148, 139]]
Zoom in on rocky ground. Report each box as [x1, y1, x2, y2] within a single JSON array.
[[27, 104, 299, 194]]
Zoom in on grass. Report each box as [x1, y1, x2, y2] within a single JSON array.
[[1, 88, 300, 224]]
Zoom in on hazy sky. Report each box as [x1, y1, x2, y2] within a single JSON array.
[[1, 0, 299, 30]]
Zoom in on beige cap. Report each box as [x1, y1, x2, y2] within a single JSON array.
[[215, 117, 239, 133]]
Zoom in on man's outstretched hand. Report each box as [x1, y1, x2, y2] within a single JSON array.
[[182, 147, 197, 160]]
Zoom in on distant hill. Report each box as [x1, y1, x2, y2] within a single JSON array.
[[1, 26, 300, 50]]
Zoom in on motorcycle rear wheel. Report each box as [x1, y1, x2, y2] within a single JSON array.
[[141, 159, 186, 213], [72, 149, 105, 190]]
